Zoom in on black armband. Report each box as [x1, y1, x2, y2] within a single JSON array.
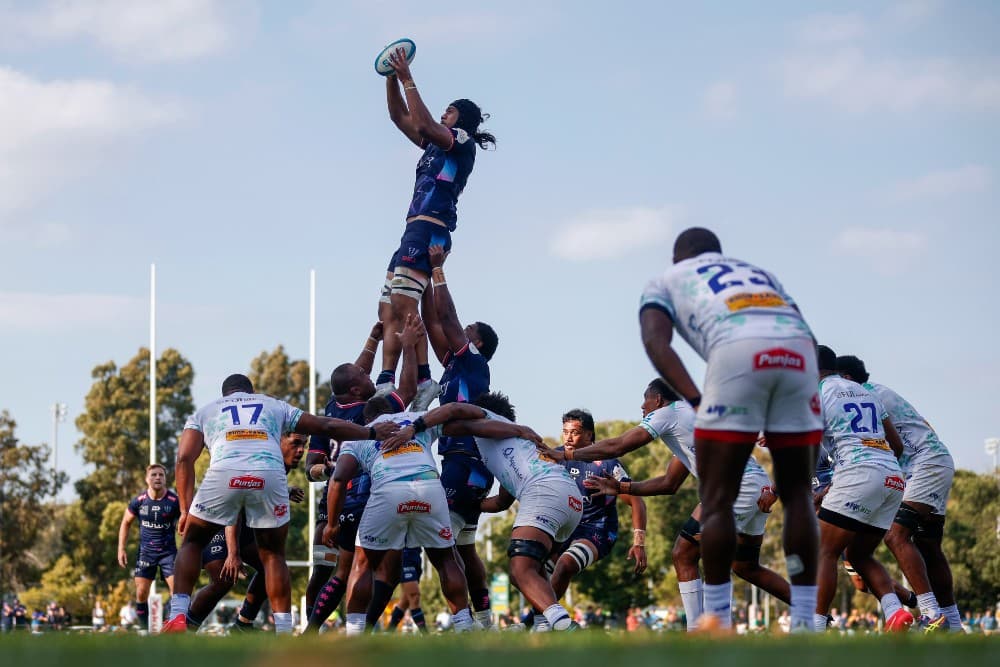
[[412, 416, 428, 434], [368, 426, 377, 440]]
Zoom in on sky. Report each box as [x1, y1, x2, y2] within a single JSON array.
[[1, 0, 998, 501]]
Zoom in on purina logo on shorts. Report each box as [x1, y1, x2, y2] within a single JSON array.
[[568, 496, 583, 512], [884, 476, 905, 492], [397, 500, 431, 514], [438, 527, 453, 540], [753, 348, 805, 371], [228, 475, 265, 490], [273, 504, 288, 518]]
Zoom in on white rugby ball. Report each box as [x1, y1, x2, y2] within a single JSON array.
[[374, 38, 416, 76]]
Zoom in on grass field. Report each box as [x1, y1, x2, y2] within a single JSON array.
[[1, 632, 997, 667]]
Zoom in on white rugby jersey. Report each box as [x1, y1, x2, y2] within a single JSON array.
[[865, 383, 953, 474], [819, 376, 900, 473], [184, 392, 302, 472], [475, 409, 574, 498], [640, 401, 766, 477], [640, 253, 813, 360], [339, 411, 442, 486]]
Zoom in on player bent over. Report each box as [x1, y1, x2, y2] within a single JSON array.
[[386, 392, 584, 632], [117, 463, 180, 631], [814, 346, 912, 632], [163, 374, 397, 634]]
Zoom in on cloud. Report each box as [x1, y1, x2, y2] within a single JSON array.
[[0, 0, 247, 64], [780, 46, 1000, 113], [0, 66, 183, 233], [885, 165, 991, 202], [888, 0, 941, 25], [794, 13, 868, 44], [550, 207, 679, 261], [703, 81, 738, 120], [0, 292, 144, 331], [833, 227, 928, 275]]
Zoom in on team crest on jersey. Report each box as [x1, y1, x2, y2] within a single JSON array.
[[753, 348, 805, 371], [273, 504, 288, 518], [568, 496, 583, 512], [397, 500, 431, 514], [229, 475, 265, 490], [884, 476, 905, 492], [438, 527, 453, 540]]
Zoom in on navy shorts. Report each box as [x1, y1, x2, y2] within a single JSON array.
[[338, 503, 366, 552], [387, 220, 452, 275], [564, 522, 618, 561], [201, 526, 256, 566], [316, 484, 329, 524], [401, 548, 422, 583], [134, 551, 176, 580], [441, 454, 494, 526]]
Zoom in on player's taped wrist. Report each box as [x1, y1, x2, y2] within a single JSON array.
[[412, 416, 428, 434], [633, 528, 646, 547], [431, 267, 446, 287], [619, 480, 632, 495]]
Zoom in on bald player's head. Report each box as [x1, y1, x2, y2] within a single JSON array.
[[673, 227, 722, 263]]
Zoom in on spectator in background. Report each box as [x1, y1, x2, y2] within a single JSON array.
[[119, 602, 138, 629], [91, 599, 106, 631], [2, 600, 13, 633], [30, 609, 46, 633], [778, 610, 791, 633], [981, 609, 997, 635], [13, 599, 27, 630]]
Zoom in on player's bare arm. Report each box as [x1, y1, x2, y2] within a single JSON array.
[[385, 73, 423, 147], [295, 413, 398, 442], [323, 455, 359, 548], [639, 308, 702, 406], [220, 525, 242, 582], [389, 48, 454, 150], [355, 322, 384, 375], [622, 493, 648, 574], [546, 426, 654, 464], [428, 244, 468, 358], [117, 507, 136, 568], [394, 313, 424, 406], [585, 457, 690, 497], [480, 486, 516, 514], [443, 418, 543, 445], [382, 402, 487, 450], [883, 418, 904, 458]]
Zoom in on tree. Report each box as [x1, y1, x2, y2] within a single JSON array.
[[18, 555, 93, 620], [65, 348, 194, 588], [0, 411, 67, 591], [943, 470, 1000, 611]]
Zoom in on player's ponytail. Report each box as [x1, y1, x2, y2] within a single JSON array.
[[451, 98, 496, 150]]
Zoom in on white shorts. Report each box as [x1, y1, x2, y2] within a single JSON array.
[[449, 511, 478, 547], [821, 464, 904, 531], [903, 463, 954, 516], [698, 336, 823, 440], [514, 477, 582, 543], [356, 478, 454, 551], [191, 467, 290, 529], [733, 469, 772, 536]]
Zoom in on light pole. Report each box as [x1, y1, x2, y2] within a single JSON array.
[[51, 402, 67, 481], [986, 438, 999, 477]]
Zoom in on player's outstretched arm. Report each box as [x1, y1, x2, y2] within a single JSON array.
[[117, 507, 136, 568], [481, 487, 515, 514], [176, 428, 206, 528], [323, 455, 358, 548], [585, 457, 690, 497], [383, 402, 487, 450], [389, 49, 454, 150], [622, 494, 648, 574], [443, 417, 543, 444], [883, 418, 904, 458], [395, 313, 423, 407], [296, 413, 397, 442], [552, 426, 654, 464], [428, 245, 467, 355], [221, 525, 242, 582], [355, 322, 383, 375], [386, 75, 423, 147], [639, 309, 702, 407]]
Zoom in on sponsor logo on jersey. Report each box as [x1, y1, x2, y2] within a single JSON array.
[[568, 496, 583, 512], [226, 429, 268, 441], [884, 476, 905, 492], [229, 475, 266, 490], [725, 292, 787, 312], [569, 467, 580, 476], [140, 520, 172, 530], [843, 501, 872, 515], [273, 504, 288, 518], [438, 527, 453, 540], [753, 348, 805, 371], [862, 438, 891, 451], [810, 394, 821, 415], [705, 404, 749, 416], [140, 505, 149, 515], [382, 442, 424, 458], [397, 500, 431, 514], [210, 545, 224, 554]]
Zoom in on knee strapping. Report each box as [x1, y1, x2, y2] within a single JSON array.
[[562, 542, 595, 571], [893, 504, 921, 533], [507, 538, 549, 563], [679, 516, 701, 544], [916, 515, 944, 540], [380, 276, 393, 305], [313, 546, 338, 567], [390, 268, 428, 301]]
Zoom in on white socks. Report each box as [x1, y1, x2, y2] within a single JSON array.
[[542, 604, 572, 631], [880, 593, 903, 620], [345, 613, 366, 635], [702, 582, 733, 629], [273, 612, 292, 635], [790, 585, 817, 631], [678, 579, 704, 632], [814, 613, 829, 632], [452, 608, 474, 632], [916, 592, 941, 619], [473, 609, 494, 629], [941, 604, 963, 632], [533, 613, 551, 632], [169, 594, 190, 619]]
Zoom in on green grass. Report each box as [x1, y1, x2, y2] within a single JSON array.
[[1, 631, 996, 667]]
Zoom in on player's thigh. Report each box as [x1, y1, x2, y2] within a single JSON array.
[[403, 480, 455, 550], [254, 523, 290, 558], [821, 466, 899, 532], [190, 468, 249, 527], [902, 464, 954, 516], [357, 485, 408, 551], [242, 469, 291, 530], [515, 479, 582, 544], [762, 337, 823, 435]]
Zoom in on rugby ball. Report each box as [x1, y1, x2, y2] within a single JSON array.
[[374, 38, 416, 76]]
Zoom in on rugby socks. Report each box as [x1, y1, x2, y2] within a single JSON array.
[[388, 605, 405, 629], [916, 592, 941, 620], [814, 614, 829, 632], [790, 584, 818, 632], [135, 601, 149, 630], [345, 613, 367, 636], [169, 593, 190, 620], [411, 608, 428, 632], [702, 582, 733, 629], [880, 593, 904, 620], [542, 604, 572, 631], [239, 596, 264, 623], [376, 370, 395, 386], [452, 607, 474, 632], [366, 579, 395, 628], [273, 612, 293, 635], [471, 589, 493, 628], [417, 364, 431, 383], [941, 604, 963, 632], [903, 590, 919, 609], [473, 609, 493, 629], [307, 576, 345, 631], [678, 579, 704, 632], [533, 612, 551, 632]]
